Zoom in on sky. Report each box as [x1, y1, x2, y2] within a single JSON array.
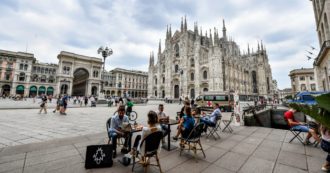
[[0, 0, 319, 89]]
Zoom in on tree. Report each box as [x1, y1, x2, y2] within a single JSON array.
[[289, 93, 330, 129]]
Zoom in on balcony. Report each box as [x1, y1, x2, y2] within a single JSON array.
[[6, 67, 13, 71]]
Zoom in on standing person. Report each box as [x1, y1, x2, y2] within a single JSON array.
[[191, 98, 195, 108], [108, 105, 131, 158], [320, 125, 330, 171], [60, 95, 68, 115], [39, 94, 48, 114], [200, 103, 222, 132], [284, 108, 320, 144], [84, 96, 88, 106], [53, 96, 62, 113], [119, 97, 124, 106], [157, 104, 169, 143], [179, 97, 182, 105], [80, 96, 83, 107]]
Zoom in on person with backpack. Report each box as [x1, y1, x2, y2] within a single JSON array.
[[60, 95, 68, 115], [53, 96, 62, 113]]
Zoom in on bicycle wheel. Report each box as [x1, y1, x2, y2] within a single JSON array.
[[129, 111, 138, 121]]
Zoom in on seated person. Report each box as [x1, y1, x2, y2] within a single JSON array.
[[109, 105, 131, 158], [200, 103, 222, 132], [179, 101, 190, 118], [172, 106, 195, 141], [131, 111, 162, 155], [157, 104, 170, 142], [284, 108, 320, 144]]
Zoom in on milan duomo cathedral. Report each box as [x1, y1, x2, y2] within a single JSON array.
[[148, 17, 275, 100]]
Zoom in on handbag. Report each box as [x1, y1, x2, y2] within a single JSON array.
[[85, 144, 113, 169]]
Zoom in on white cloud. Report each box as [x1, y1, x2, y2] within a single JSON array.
[[0, 0, 318, 89]]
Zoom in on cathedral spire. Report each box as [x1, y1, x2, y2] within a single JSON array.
[[200, 27, 203, 36], [169, 24, 172, 38], [181, 17, 184, 32], [194, 22, 198, 35], [248, 44, 250, 55], [158, 39, 161, 55], [184, 15, 187, 31], [222, 19, 227, 41], [261, 40, 264, 51], [166, 25, 169, 40], [209, 29, 213, 46], [257, 41, 260, 51]]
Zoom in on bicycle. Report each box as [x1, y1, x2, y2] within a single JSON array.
[[113, 110, 138, 121]]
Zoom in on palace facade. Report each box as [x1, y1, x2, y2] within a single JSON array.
[[0, 49, 147, 98]]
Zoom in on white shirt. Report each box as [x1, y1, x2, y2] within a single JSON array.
[[138, 125, 162, 154]]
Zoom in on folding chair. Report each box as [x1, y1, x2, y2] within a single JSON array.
[[180, 123, 206, 161], [206, 116, 221, 140], [288, 127, 305, 145], [132, 131, 163, 173], [222, 113, 234, 133]]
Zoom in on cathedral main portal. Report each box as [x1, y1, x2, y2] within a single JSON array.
[[72, 68, 89, 96]]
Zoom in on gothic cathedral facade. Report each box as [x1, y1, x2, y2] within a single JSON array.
[[148, 18, 274, 100]]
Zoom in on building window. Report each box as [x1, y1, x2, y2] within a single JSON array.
[[191, 73, 194, 81], [155, 78, 157, 85], [191, 58, 195, 67], [175, 43, 179, 57], [19, 72, 25, 81], [48, 76, 55, 83], [311, 84, 316, 91], [175, 65, 179, 73], [310, 76, 314, 80], [163, 77, 165, 83], [5, 73, 10, 80], [203, 70, 207, 79], [40, 75, 46, 83], [292, 77, 295, 82], [299, 76, 305, 81], [162, 65, 165, 73], [24, 64, 28, 71], [41, 68, 44, 74], [19, 64, 23, 70], [93, 71, 99, 78], [301, 84, 306, 91]]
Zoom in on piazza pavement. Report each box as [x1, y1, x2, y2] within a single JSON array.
[[0, 99, 328, 173]]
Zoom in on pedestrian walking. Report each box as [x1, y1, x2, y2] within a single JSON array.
[[84, 96, 88, 106], [39, 94, 48, 114]]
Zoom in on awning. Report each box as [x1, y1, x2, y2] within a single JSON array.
[[30, 87, 37, 91], [47, 87, 54, 92], [16, 85, 24, 91], [39, 87, 46, 92]]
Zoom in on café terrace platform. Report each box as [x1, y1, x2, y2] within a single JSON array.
[[0, 125, 326, 173]]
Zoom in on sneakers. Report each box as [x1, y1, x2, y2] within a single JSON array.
[[172, 136, 178, 141], [303, 140, 312, 145]]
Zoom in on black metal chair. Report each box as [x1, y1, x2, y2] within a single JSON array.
[[106, 117, 124, 145], [222, 113, 234, 133], [132, 131, 163, 173], [206, 116, 222, 140], [179, 123, 206, 161]]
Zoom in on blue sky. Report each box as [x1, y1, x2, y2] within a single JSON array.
[[0, 0, 318, 89]]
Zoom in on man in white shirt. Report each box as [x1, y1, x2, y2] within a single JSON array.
[[157, 104, 169, 142]]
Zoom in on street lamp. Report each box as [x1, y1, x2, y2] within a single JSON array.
[[98, 46, 113, 94]]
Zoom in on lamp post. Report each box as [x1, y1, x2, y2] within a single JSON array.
[[97, 46, 113, 95]]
